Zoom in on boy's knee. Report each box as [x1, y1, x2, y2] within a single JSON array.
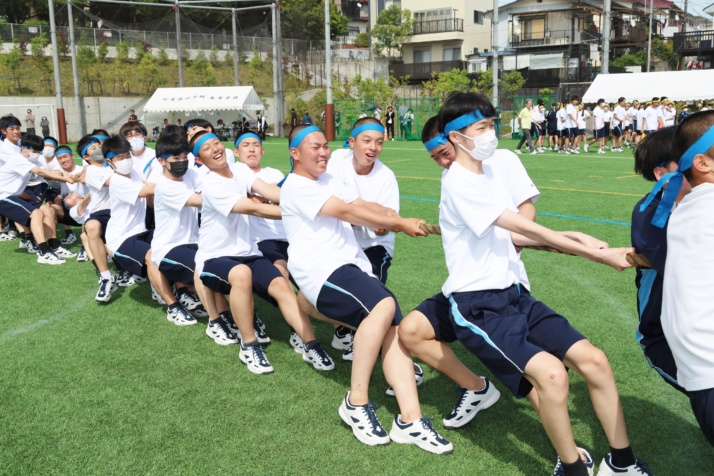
[[398, 312, 427, 347], [85, 221, 100, 237], [227, 265, 252, 290]]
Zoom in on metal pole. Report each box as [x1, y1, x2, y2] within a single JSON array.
[[67, 0, 85, 137], [271, 4, 279, 137], [602, 0, 611, 73], [325, 0, 334, 141], [492, 0, 499, 109], [176, 0, 184, 86], [647, 0, 653, 72], [232, 8, 240, 85], [48, 0, 67, 143], [276, 3, 285, 138]]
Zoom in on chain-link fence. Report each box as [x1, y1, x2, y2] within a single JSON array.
[[395, 98, 440, 141]]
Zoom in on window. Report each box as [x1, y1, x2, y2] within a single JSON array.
[[414, 9, 453, 22], [443, 47, 461, 61], [474, 11, 484, 25], [414, 49, 431, 63]]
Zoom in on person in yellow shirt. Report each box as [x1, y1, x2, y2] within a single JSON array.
[[515, 99, 536, 154]]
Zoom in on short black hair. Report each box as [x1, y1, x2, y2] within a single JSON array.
[[673, 110, 714, 181], [159, 124, 185, 140], [185, 118, 214, 133], [437, 91, 496, 134], [156, 133, 189, 158], [421, 116, 439, 143], [570, 95, 579, 102], [118, 121, 147, 138], [101, 134, 131, 159], [351, 116, 382, 131], [90, 128, 110, 138], [0, 115, 21, 129], [188, 129, 212, 156], [633, 126, 677, 182], [21, 134, 43, 152]]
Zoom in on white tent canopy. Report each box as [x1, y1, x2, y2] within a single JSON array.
[[583, 70, 714, 103], [143, 86, 264, 113]]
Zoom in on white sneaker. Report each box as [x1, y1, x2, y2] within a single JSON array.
[[76, 247, 88, 262], [596, 454, 652, 476], [235, 326, 271, 345], [538, 148, 546, 153], [167, 305, 197, 326], [37, 251, 66, 265], [530, 150, 538, 155], [0, 232, 14, 241], [553, 447, 595, 476], [178, 291, 203, 311], [61, 233, 77, 245], [302, 342, 335, 371], [514, 149, 522, 154], [342, 344, 354, 361], [331, 327, 354, 351], [598, 149, 607, 154], [239, 341, 274, 374], [338, 392, 390, 446], [289, 330, 304, 353], [389, 416, 453, 455], [96, 276, 117, 302], [386, 362, 424, 396], [584, 143, 590, 152], [206, 318, 238, 346], [151, 284, 167, 305], [572, 149, 580, 154], [442, 378, 501, 429], [124, 274, 146, 286], [53, 246, 77, 258]]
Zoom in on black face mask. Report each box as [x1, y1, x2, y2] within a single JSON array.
[[168, 160, 189, 177]]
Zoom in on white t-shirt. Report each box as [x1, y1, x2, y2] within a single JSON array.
[[326, 151, 399, 257], [663, 107, 676, 127], [440, 161, 521, 296], [603, 110, 613, 123], [59, 164, 88, 198], [662, 182, 714, 391], [105, 169, 147, 253], [195, 162, 261, 272], [644, 106, 659, 131], [613, 105, 626, 127], [0, 138, 21, 167], [636, 108, 646, 131], [593, 107, 605, 129], [626, 107, 636, 127], [556, 109, 567, 131], [151, 169, 202, 267], [565, 104, 577, 129], [85, 164, 114, 213], [577, 110, 590, 129], [0, 155, 35, 200], [131, 146, 162, 182], [280, 172, 370, 305], [249, 167, 287, 243]]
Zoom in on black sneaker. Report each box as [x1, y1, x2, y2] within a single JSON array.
[[302, 342, 335, 371]]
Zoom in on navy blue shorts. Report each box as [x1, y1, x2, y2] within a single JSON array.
[[159, 243, 198, 284], [414, 292, 457, 343], [449, 284, 585, 398], [612, 125, 624, 137], [57, 201, 81, 227], [594, 127, 606, 139], [257, 239, 289, 263], [626, 124, 634, 132], [200, 255, 282, 305], [568, 127, 578, 138], [640, 336, 686, 393], [363, 245, 392, 285], [316, 264, 402, 329], [24, 183, 48, 204], [113, 229, 154, 277], [689, 388, 714, 446], [547, 126, 557, 136], [85, 209, 111, 242], [604, 123, 610, 135], [578, 128, 586, 136], [559, 129, 569, 138], [0, 195, 38, 227]]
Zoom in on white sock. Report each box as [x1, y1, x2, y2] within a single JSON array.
[[100, 270, 112, 280]]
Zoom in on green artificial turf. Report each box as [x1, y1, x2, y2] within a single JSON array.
[[1, 138, 711, 475]]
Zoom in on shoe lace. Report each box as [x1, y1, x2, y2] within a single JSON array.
[[362, 402, 382, 431], [310, 343, 331, 364], [252, 345, 269, 366], [419, 417, 439, 437], [451, 387, 469, 413], [216, 319, 234, 338], [634, 460, 652, 475]]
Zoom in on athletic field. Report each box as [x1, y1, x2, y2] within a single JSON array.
[[1, 138, 711, 474]]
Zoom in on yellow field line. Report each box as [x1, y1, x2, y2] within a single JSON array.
[[615, 174, 641, 179]]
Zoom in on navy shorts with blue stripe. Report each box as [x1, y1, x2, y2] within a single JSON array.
[[257, 239, 289, 264], [612, 124, 624, 137], [200, 255, 282, 305], [0, 195, 39, 226], [85, 209, 111, 242], [594, 127, 606, 139], [159, 243, 198, 284], [414, 292, 457, 343], [113, 229, 154, 277], [449, 284, 585, 398], [57, 201, 81, 227], [316, 264, 402, 329], [689, 388, 714, 446], [363, 245, 392, 285]]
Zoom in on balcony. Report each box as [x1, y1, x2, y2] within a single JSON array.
[[673, 30, 714, 57], [511, 29, 599, 48], [412, 19, 464, 35], [390, 60, 466, 81], [612, 24, 646, 43], [341, 1, 367, 22]]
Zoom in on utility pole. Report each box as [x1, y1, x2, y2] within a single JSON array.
[[232, 8, 240, 85], [492, 0, 499, 108], [324, 0, 334, 141], [48, 0, 67, 143], [175, 0, 184, 87], [67, 0, 85, 136], [647, 0, 653, 72], [602, 0, 611, 73]]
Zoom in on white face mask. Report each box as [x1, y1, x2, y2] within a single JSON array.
[[128, 136, 145, 152], [113, 158, 133, 175], [42, 147, 55, 158], [27, 152, 40, 161], [455, 129, 498, 161]]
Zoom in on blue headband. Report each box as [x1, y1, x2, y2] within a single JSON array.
[[44, 138, 58, 147], [80, 138, 100, 157], [55, 146, 73, 156], [350, 123, 385, 138], [424, 133, 447, 152], [443, 110, 487, 135], [235, 132, 262, 149], [640, 124, 714, 228], [92, 134, 109, 141], [289, 125, 321, 150], [192, 133, 220, 157]]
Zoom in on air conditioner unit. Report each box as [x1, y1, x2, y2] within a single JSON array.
[[483, 49, 489, 53]]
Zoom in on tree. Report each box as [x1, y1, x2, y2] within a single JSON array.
[[116, 41, 130, 63], [280, 0, 349, 42], [500, 70, 525, 101], [138, 54, 165, 93], [190, 51, 217, 86], [209, 45, 220, 66], [0, 47, 22, 90], [0, 0, 48, 24], [349, 75, 394, 110], [422, 69, 477, 99], [354, 33, 370, 48], [30, 33, 49, 60], [371, 5, 413, 57]]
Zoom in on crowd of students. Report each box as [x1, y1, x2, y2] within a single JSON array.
[[2, 94, 713, 473]]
